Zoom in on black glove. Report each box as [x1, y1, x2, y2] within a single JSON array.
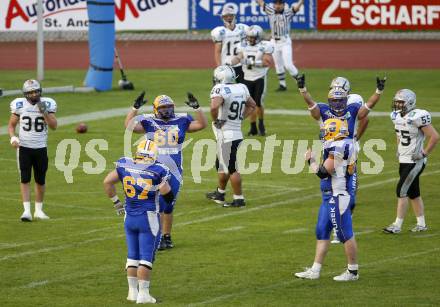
[[376, 76, 387, 91], [36, 101, 48, 115], [133, 91, 147, 109], [213, 119, 226, 129], [113, 200, 125, 216], [185, 92, 200, 109], [296, 74, 306, 89]]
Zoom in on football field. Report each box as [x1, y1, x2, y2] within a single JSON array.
[[1, 69, 440, 306]]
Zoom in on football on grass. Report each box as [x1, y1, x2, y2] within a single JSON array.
[[76, 123, 88, 134]]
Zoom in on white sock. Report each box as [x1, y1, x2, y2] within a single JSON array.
[[23, 202, 31, 213], [348, 264, 359, 271], [217, 188, 225, 194], [233, 194, 244, 200], [311, 262, 322, 272], [35, 202, 43, 212], [416, 216, 426, 227], [279, 80, 287, 87], [127, 276, 138, 291], [394, 217, 404, 228], [138, 280, 150, 295]]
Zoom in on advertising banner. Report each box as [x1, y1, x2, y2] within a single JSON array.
[[190, 0, 316, 30], [317, 0, 440, 30], [0, 0, 188, 31]]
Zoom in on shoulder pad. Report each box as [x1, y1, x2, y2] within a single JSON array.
[[10, 98, 24, 114], [390, 111, 398, 120], [408, 109, 431, 127], [211, 27, 225, 42], [42, 97, 57, 112]]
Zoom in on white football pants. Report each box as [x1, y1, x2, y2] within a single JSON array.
[[271, 38, 298, 80]]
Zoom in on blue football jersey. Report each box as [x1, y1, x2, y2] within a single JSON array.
[[116, 157, 170, 215], [318, 103, 361, 139], [139, 113, 193, 179]]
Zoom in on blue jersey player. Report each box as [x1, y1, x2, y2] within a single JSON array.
[[103, 139, 174, 303], [125, 91, 207, 250], [295, 118, 360, 281], [297, 74, 386, 242]]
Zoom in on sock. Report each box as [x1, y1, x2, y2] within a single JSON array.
[[127, 276, 138, 291], [394, 217, 404, 228], [164, 234, 171, 239], [23, 202, 31, 213], [416, 216, 426, 227], [250, 122, 257, 132], [35, 202, 43, 212], [348, 264, 359, 275], [217, 188, 225, 194], [277, 73, 286, 87], [233, 194, 244, 200], [138, 280, 150, 295], [311, 262, 322, 272]]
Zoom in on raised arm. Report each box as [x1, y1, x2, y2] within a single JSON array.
[[185, 92, 208, 132], [292, 0, 304, 13], [358, 77, 387, 120], [125, 91, 147, 133], [296, 74, 321, 120]]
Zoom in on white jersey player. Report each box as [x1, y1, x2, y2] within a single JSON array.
[[384, 89, 439, 234], [257, 0, 304, 91], [211, 5, 248, 83], [230, 25, 274, 136], [206, 66, 256, 208], [8, 80, 58, 222]]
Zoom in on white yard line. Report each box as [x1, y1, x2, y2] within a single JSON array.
[[218, 226, 244, 232]]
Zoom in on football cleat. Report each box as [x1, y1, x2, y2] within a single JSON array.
[[34, 211, 50, 220], [127, 289, 138, 302], [206, 190, 225, 204], [276, 85, 287, 92], [383, 223, 401, 234], [136, 293, 156, 304], [294, 268, 320, 280], [20, 211, 32, 222], [410, 224, 428, 232], [247, 129, 258, 136], [333, 270, 359, 281], [223, 199, 245, 208]]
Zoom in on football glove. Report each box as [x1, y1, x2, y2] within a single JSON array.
[[185, 92, 200, 109], [296, 73, 306, 90], [36, 101, 48, 115], [245, 58, 254, 69], [213, 119, 226, 129], [133, 91, 147, 109], [376, 76, 387, 92], [113, 200, 125, 216], [411, 150, 426, 161]]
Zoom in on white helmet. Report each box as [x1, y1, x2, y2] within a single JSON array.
[[23, 79, 42, 103], [393, 89, 416, 115], [330, 77, 351, 93], [213, 65, 236, 85], [246, 25, 264, 45], [221, 5, 237, 27]]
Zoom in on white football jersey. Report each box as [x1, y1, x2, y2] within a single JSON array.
[[210, 83, 250, 142], [211, 24, 248, 68], [10, 97, 57, 149], [240, 40, 274, 81], [391, 109, 431, 163]]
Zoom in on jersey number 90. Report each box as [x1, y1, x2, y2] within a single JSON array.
[[228, 101, 245, 120]]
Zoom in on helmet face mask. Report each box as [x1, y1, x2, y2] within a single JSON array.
[[221, 5, 237, 28], [246, 25, 263, 46], [392, 89, 416, 116], [328, 87, 348, 116], [23, 79, 42, 104], [153, 95, 175, 120]]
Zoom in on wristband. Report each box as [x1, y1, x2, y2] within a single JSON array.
[[111, 195, 120, 204], [299, 87, 307, 93], [375, 89, 383, 95], [132, 107, 139, 111], [10, 136, 19, 145], [307, 103, 317, 111], [364, 104, 372, 111]]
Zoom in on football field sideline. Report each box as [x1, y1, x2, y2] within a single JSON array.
[[2, 106, 440, 136]]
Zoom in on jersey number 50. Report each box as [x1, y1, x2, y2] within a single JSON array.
[[123, 176, 152, 200]]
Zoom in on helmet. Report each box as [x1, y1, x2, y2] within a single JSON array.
[[246, 25, 263, 46], [213, 65, 236, 85], [23, 79, 42, 103], [221, 5, 237, 27], [321, 118, 349, 142], [328, 87, 348, 116], [330, 77, 351, 93], [153, 95, 175, 120], [135, 139, 158, 163], [392, 89, 416, 116]]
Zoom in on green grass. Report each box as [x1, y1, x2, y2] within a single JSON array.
[[1, 69, 440, 306]]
